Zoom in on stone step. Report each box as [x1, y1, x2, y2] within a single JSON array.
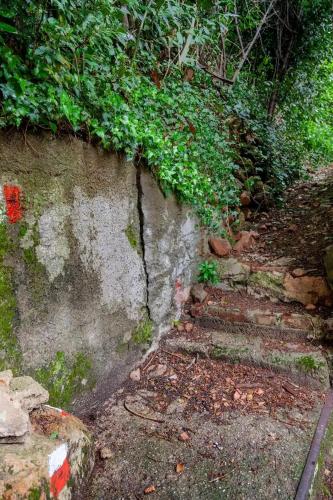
[[165, 331, 330, 390], [215, 256, 333, 308], [190, 293, 325, 339]]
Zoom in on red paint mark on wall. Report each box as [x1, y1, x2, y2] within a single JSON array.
[[175, 279, 182, 290], [50, 458, 71, 497], [3, 185, 23, 223]]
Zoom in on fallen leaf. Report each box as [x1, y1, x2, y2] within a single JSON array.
[[178, 432, 190, 442], [233, 390, 241, 401], [176, 463, 185, 474], [256, 388, 264, 396], [144, 485, 156, 494]]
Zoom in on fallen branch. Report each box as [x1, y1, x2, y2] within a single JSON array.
[[123, 401, 165, 424], [197, 63, 234, 85]]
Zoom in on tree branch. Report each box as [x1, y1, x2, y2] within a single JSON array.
[[231, 0, 277, 84], [197, 63, 234, 85]]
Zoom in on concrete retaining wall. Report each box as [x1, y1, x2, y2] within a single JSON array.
[[0, 131, 199, 406]]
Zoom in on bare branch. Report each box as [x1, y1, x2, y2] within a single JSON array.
[[197, 63, 234, 85], [231, 0, 277, 84], [234, 0, 245, 58], [179, 12, 196, 66]]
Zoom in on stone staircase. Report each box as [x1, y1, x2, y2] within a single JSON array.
[[182, 255, 332, 390]]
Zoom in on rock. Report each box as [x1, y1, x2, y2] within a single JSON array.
[[284, 274, 333, 306], [184, 322, 194, 333], [248, 271, 285, 301], [0, 370, 13, 388], [240, 191, 251, 207], [234, 231, 259, 253], [0, 391, 29, 443], [10, 376, 49, 412], [305, 304, 316, 311], [218, 258, 251, 283], [0, 406, 94, 498], [130, 368, 141, 382], [100, 447, 113, 459], [191, 283, 208, 303], [178, 431, 190, 442], [324, 245, 333, 290], [209, 237, 232, 257], [148, 364, 168, 378], [291, 268, 307, 278]]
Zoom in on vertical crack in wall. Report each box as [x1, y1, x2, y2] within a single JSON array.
[[136, 165, 151, 320]]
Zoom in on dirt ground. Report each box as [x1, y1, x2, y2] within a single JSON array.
[[85, 349, 323, 499], [249, 166, 333, 272]]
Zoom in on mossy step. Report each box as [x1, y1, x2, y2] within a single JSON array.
[[193, 315, 311, 341], [165, 332, 330, 390], [191, 304, 324, 339]]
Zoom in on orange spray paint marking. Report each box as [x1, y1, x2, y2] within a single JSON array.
[[50, 458, 71, 497], [48, 443, 71, 497], [3, 185, 22, 223]]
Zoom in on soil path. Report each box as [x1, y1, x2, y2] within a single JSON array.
[[249, 165, 333, 272]]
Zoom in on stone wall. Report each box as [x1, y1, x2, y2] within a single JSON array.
[[0, 131, 199, 407]]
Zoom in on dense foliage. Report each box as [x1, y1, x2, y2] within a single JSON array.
[[0, 0, 332, 226]]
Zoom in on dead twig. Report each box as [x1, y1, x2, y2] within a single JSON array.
[[123, 401, 165, 424], [161, 349, 187, 361], [186, 354, 197, 371], [142, 351, 158, 372]]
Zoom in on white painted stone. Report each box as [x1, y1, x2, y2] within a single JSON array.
[[48, 443, 68, 476]]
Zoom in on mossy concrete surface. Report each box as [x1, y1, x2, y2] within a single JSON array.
[[0, 223, 22, 373]]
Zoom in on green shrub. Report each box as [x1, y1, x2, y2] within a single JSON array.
[[198, 260, 219, 285]]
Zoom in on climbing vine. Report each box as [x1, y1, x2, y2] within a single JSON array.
[[0, 0, 332, 225]]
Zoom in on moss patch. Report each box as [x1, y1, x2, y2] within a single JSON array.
[[132, 318, 153, 346], [296, 355, 324, 373], [309, 415, 333, 499], [248, 271, 284, 295], [116, 340, 129, 355], [211, 345, 249, 362], [20, 221, 46, 302], [125, 223, 139, 250], [0, 223, 22, 374], [34, 351, 93, 408]]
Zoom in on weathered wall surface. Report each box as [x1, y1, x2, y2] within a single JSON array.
[[0, 131, 199, 406], [141, 170, 200, 333]]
